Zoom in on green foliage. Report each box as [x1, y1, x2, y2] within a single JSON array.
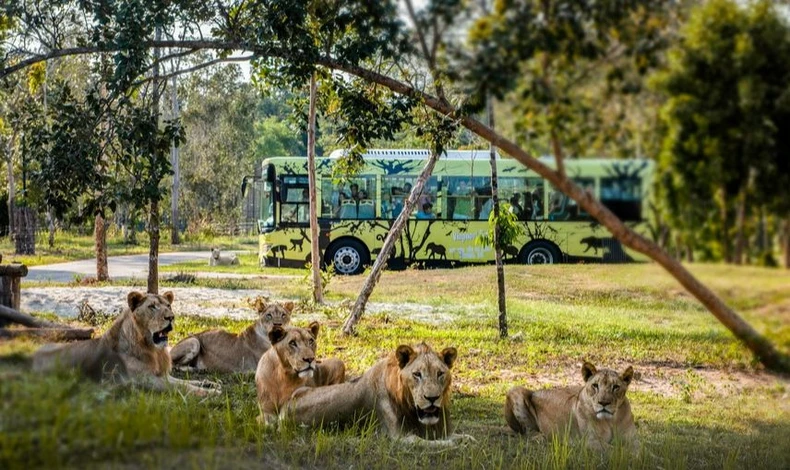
[[176, 62, 257, 225], [653, 0, 790, 259], [476, 202, 524, 250], [464, 1, 671, 157], [252, 116, 305, 158]]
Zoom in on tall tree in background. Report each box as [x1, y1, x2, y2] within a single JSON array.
[[654, 0, 790, 266], [177, 62, 257, 230]]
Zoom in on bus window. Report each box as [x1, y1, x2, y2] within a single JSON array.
[[446, 177, 474, 220], [549, 178, 594, 221], [601, 177, 641, 221], [281, 176, 309, 224], [382, 176, 438, 219], [323, 176, 377, 219], [525, 178, 544, 221], [500, 178, 531, 221]]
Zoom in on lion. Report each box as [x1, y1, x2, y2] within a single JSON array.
[[280, 342, 466, 444], [170, 300, 293, 373], [255, 322, 345, 425], [504, 362, 637, 451], [209, 247, 239, 266], [32, 291, 219, 396]]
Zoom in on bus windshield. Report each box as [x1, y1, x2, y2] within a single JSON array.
[[259, 182, 275, 233]]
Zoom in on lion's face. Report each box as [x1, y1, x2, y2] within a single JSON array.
[[269, 322, 320, 378], [128, 291, 175, 349], [581, 362, 633, 420], [256, 301, 294, 334], [396, 343, 457, 426], [211, 247, 221, 259]]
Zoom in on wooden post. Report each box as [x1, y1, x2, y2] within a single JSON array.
[[0, 264, 27, 326]]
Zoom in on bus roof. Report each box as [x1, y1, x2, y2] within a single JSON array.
[[327, 148, 510, 159]]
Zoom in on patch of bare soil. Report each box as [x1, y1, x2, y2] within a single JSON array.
[[464, 362, 790, 401], [20, 286, 467, 325]]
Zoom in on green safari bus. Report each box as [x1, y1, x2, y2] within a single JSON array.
[[252, 149, 655, 274]]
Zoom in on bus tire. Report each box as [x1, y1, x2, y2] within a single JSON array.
[[520, 241, 563, 265], [326, 239, 370, 275]]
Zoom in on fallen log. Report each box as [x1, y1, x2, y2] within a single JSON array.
[[0, 328, 94, 341], [0, 304, 70, 329]]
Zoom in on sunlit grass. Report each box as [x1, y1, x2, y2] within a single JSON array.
[[2, 262, 789, 468]]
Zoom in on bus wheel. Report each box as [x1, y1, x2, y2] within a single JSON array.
[[328, 239, 369, 275], [520, 241, 562, 265]]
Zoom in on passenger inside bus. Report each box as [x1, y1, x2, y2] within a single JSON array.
[[451, 180, 473, 220], [416, 202, 436, 219], [509, 194, 526, 220]]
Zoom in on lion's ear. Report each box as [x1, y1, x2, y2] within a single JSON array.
[[269, 326, 287, 344], [127, 291, 146, 311], [440, 347, 458, 369], [621, 366, 634, 385], [162, 291, 174, 305], [582, 361, 597, 382], [309, 321, 320, 339], [396, 345, 415, 369], [283, 301, 295, 313]]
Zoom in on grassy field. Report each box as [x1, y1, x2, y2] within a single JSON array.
[[1, 263, 789, 469], [0, 231, 258, 266]]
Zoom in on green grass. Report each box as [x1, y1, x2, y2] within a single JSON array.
[[2, 262, 790, 469], [0, 231, 258, 266]]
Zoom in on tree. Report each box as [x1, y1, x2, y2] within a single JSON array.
[[654, 0, 790, 266], [2, 0, 788, 371], [176, 62, 258, 230]]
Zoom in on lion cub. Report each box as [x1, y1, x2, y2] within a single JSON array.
[[505, 362, 637, 451], [255, 322, 345, 425], [32, 291, 218, 396], [209, 247, 239, 266], [170, 301, 293, 373]]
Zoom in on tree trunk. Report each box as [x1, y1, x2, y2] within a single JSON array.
[[148, 200, 160, 294], [95, 210, 109, 281], [0, 304, 69, 329], [148, 26, 162, 295], [0, 328, 94, 341], [733, 188, 747, 265], [719, 187, 732, 263], [487, 94, 507, 339], [14, 207, 36, 255], [782, 218, 790, 269], [170, 74, 181, 245], [46, 207, 56, 248], [343, 150, 441, 335], [307, 73, 323, 304], [5, 135, 15, 239]]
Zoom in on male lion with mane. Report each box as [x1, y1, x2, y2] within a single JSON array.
[[170, 300, 293, 372], [504, 361, 637, 451], [281, 342, 468, 444], [32, 291, 219, 396], [255, 322, 345, 425]]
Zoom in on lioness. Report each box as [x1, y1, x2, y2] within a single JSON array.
[[170, 301, 293, 372], [255, 322, 345, 425], [209, 247, 239, 266], [32, 291, 218, 396], [280, 342, 463, 443], [504, 362, 637, 450]]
